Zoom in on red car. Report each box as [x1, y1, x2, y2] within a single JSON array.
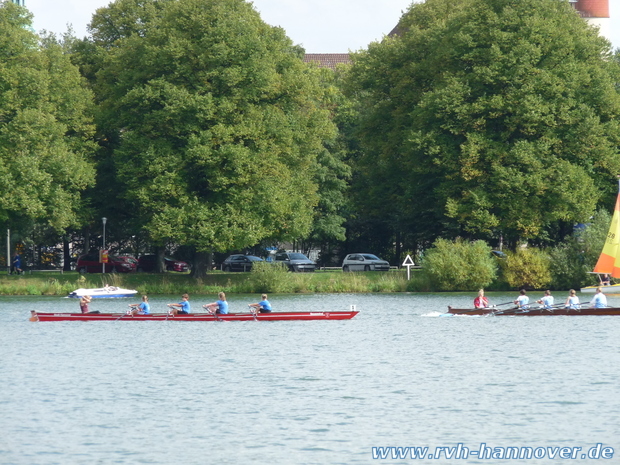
[[76, 253, 138, 273], [137, 255, 190, 272]]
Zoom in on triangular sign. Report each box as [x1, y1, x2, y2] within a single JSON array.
[[402, 255, 415, 266]]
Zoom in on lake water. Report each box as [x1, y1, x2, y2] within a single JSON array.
[[1, 292, 620, 465]]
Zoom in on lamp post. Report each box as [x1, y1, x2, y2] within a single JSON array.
[[102, 217, 107, 274]]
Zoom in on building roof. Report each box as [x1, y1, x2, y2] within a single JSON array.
[[303, 54, 352, 70]]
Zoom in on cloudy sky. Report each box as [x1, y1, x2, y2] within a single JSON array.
[[23, 0, 620, 53]]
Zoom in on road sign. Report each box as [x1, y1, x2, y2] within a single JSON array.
[[402, 255, 415, 280]]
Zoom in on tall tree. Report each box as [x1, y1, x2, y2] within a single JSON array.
[[0, 3, 95, 234], [346, 0, 620, 247], [81, 0, 338, 274]]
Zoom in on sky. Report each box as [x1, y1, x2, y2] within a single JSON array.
[[22, 0, 620, 53]]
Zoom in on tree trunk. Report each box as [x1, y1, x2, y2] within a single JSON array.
[[63, 237, 71, 271], [156, 246, 166, 273], [395, 230, 402, 267], [191, 250, 210, 279], [83, 227, 91, 254]]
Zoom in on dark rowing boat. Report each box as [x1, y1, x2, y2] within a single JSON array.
[[447, 306, 620, 316], [30, 310, 359, 322]]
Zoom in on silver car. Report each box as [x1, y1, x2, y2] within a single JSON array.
[[342, 253, 390, 272], [274, 252, 316, 272]]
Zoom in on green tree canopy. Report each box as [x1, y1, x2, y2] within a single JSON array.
[[0, 3, 95, 232], [347, 0, 620, 247], [82, 0, 339, 257], [421, 238, 497, 290]]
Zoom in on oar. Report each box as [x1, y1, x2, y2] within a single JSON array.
[[203, 305, 223, 321], [248, 305, 258, 321], [489, 306, 518, 316], [493, 301, 516, 307], [115, 309, 132, 321]]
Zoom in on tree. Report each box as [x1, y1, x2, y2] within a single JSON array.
[[549, 209, 612, 289], [346, 0, 620, 248], [421, 238, 497, 291], [300, 66, 351, 264], [81, 0, 338, 275], [0, 3, 95, 235]]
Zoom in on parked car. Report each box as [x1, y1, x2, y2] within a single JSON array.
[[491, 250, 507, 259], [76, 253, 138, 273], [274, 252, 316, 272], [137, 255, 190, 272], [342, 253, 390, 272], [221, 254, 263, 272]]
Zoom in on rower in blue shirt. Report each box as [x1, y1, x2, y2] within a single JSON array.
[[590, 287, 608, 308], [537, 290, 554, 309], [168, 294, 191, 315], [514, 289, 529, 309], [204, 292, 229, 314], [564, 289, 580, 309], [250, 294, 272, 313], [130, 295, 151, 315]]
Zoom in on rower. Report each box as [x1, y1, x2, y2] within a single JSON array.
[[564, 289, 580, 309], [590, 287, 608, 308], [168, 294, 191, 315], [129, 295, 151, 315], [203, 292, 229, 314], [514, 289, 529, 309], [249, 294, 272, 313], [537, 290, 554, 309]]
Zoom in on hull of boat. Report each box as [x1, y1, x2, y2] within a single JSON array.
[[30, 311, 359, 322], [447, 306, 620, 316], [67, 287, 138, 299], [580, 284, 620, 294]]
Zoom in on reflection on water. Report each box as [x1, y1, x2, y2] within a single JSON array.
[[1, 292, 620, 464]]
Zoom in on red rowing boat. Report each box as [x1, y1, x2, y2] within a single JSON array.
[[447, 306, 620, 316], [30, 310, 359, 322]]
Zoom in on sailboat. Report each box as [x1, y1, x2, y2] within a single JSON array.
[[581, 179, 620, 294]]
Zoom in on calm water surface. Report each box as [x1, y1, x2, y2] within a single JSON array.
[[1, 292, 619, 465]]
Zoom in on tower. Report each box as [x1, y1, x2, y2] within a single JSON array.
[[569, 0, 611, 43]]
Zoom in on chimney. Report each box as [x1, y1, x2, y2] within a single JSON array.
[[572, 0, 611, 43]]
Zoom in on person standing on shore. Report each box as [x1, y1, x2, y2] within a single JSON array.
[[12, 253, 22, 274]]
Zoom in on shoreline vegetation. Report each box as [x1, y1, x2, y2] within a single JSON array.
[[0, 257, 605, 296], [0, 269, 419, 297]]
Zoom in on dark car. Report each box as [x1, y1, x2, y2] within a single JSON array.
[[221, 254, 263, 272], [274, 252, 316, 272], [76, 253, 138, 273], [342, 253, 390, 272], [137, 255, 190, 272]]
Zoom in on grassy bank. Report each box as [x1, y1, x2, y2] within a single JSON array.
[[0, 269, 422, 296]]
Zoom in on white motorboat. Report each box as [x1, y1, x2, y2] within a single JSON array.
[[67, 286, 138, 299]]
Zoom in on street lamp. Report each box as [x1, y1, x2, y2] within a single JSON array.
[[102, 217, 107, 274]]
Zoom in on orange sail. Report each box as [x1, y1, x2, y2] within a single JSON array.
[[593, 184, 620, 278]]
